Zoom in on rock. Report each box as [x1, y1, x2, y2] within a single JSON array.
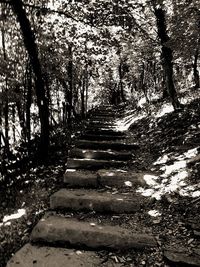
[[6, 244, 102, 267], [31, 215, 156, 250], [164, 248, 200, 266], [50, 189, 142, 213]]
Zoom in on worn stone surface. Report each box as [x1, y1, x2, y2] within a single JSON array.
[[6, 244, 102, 267], [50, 189, 141, 213], [64, 170, 98, 187], [80, 134, 125, 141], [84, 129, 125, 137], [97, 170, 146, 187], [31, 216, 156, 250], [69, 148, 132, 161], [67, 158, 125, 170], [63, 169, 146, 188], [164, 248, 200, 267], [86, 122, 115, 128], [75, 140, 139, 151]]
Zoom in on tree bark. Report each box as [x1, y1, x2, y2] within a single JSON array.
[[26, 62, 32, 145], [193, 48, 199, 89], [119, 62, 126, 102], [11, 0, 49, 159], [67, 45, 73, 125], [1, 4, 9, 154], [81, 74, 85, 119], [154, 6, 180, 109]]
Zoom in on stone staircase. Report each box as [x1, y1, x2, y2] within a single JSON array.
[[7, 105, 157, 267]]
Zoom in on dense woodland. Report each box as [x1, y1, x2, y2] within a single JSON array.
[[0, 0, 199, 161], [0, 0, 200, 266]]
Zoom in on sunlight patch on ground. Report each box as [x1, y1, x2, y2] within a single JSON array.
[[184, 147, 198, 158], [114, 114, 145, 132], [143, 174, 159, 186], [0, 209, 26, 227], [137, 147, 199, 200], [155, 104, 174, 118], [161, 160, 187, 176], [148, 210, 161, 217], [153, 154, 169, 165], [124, 181, 133, 187]]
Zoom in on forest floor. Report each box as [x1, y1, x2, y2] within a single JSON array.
[[0, 97, 200, 267]]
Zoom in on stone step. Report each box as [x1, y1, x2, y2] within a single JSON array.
[[63, 170, 146, 188], [80, 134, 124, 141], [90, 114, 115, 119], [90, 112, 118, 117], [84, 129, 126, 137], [31, 215, 156, 250], [67, 158, 125, 170], [64, 170, 98, 187], [69, 148, 132, 161], [86, 122, 116, 128], [97, 169, 146, 187], [75, 140, 139, 151], [89, 113, 117, 117], [7, 244, 102, 267], [86, 121, 115, 127], [50, 189, 141, 213], [84, 126, 115, 132]]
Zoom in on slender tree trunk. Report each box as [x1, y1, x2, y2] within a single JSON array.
[[15, 85, 26, 139], [193, 48, 199, 89], [140, 62, 149, 103], [67, 45, 73, 125], [26, 63, 32, 145], [11, 0, 49, 158], [119, 62, 126, 102], [81, 75, 85, 119], [154, 6, 180, 109], [12, 105, 16, 143], [0, 102, 2, 150], [1, 5, 9, 154], [4, 85, 9, 152], [85, 67, 89, 117]]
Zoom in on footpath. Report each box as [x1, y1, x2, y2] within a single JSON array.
[[6, 105, 200, 267]]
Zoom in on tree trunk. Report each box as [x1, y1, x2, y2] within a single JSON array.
[[193, 49, 199, 89], [140, 62, 149, 103], [11, 0, 49, 159], [85, 68, 89, 117], [81, 75, 85, 119], [1, 5, 9, 154], [154, 7, 180, 109], [12, 105, 16, 143], [67, 45, 73, 125], [0, 101, 2, 150], [26, 62, 32, 145], [119, 62, 126, 102]]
